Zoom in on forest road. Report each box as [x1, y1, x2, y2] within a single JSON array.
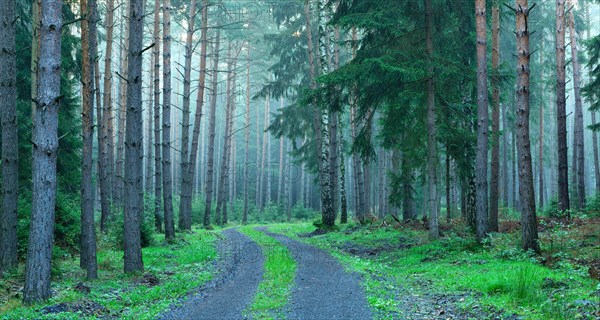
[[257, 226, 373, 320], [158, 228, 264, 320]]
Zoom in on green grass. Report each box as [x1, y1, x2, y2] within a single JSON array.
[[238, 226, 296, 320], [268, 222, 600, 320], [1, 227, 219, 320]]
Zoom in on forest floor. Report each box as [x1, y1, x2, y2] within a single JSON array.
[[1, 214, 599, 319]]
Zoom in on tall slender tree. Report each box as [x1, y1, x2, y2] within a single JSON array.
[[0, 0, 18, 273], [203, 29, 221, 228], [115, 1, 130, 209], [567, 1, 585, 209], [123, 0, 145, 272], [587, 2, 600, 193], [489, 3, 500, 232], [556, 0, 570, 213], [153, 0, 162, 232], [178, 0, 198, 230], [162, 0, 175, 239], [23, 0, 63, 303], [475, 0, 489, 242], [99, 0, 116, 231], [243, 42, 251, 224], [425, 0, 439, 239], [515, 0, 539, 253], [80, 0, 98, 279]]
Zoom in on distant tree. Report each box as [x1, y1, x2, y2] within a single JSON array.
[[153, 0, 162, 232], [489, 3, 500, 232], [23, 0, 63, 303]]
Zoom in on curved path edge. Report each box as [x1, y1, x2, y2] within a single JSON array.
[[257, 226, 373, 320], [158, 228, 265, 320]]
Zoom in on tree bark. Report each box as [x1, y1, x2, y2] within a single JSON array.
[[425, 0, 438, 239], [243, 42, 250, 224], [123, 0, 145, 272], [0, 0, 18, 272], [538, 39, 545, 209], [556, 0, 570, 212], [99, 0, 115, 232], [114, 1, 130, 209], [567, 3, 586, 209], [80, 0, 98, 279], [146, 68, 154, 194], [515, 0, 539, 253], [340, 119, 348, 224], [216, 44, 234, 225], [153, 0, 162, 232], [162, 0, 175, 239], [489, 3, 500, 232], [24, 0, 62, 303], [475, 0, 489, 242], [203, 29, 221, 228], [178, 0, 197, 230]]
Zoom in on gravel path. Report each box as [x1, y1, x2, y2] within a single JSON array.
[[159, 228, 264, 320], [258, 227, 373, 320]]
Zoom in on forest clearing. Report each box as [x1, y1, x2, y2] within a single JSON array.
[[1, 0, 600, 319]]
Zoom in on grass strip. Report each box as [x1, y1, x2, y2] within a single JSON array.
[[239, 226, 296, 320]]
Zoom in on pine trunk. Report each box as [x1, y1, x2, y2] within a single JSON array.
[[80, 0, 98, 279], [515, 0, 539, 253], [489, 3, 500, 231], [162, 0, 175, 239], [178, 0, 197, 231], [556, 0, 570, 212], [24, 0, 62, 303], [0, 0, 18, 272], [153, 0, 162, 232], [99, 0, 115, 231], [475, 0, 489, 242], [114, 1, 130, 209], [203, 29, 221, 228], [123, 0, 145, 272], [185, 0, 209, 227], [216, 45, 234, 225], [145, 69, 154, 194], [587, 5, 600, 193], [568, 5, 586, 208], [243, 42, 250, 224], [425, 0, 438, 239]]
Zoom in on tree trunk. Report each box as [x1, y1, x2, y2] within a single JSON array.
[[340, 119, 348, 224], [515, 0, 539, 253], [278, 103, 286, 204], [556, 0, 570, 212], [243, 42, 250, 224], [502, 95, 509, 206], [567, 3, 586, 209], [114, 1, 130, 209], [425, 0, 438, 239], [184, 0, 209, 227], [216, 44, 234, 225], [178, 0, 197, 231], [475, 0, 489, 242], [80, 0, 98, 279], [162, 0, 175, 239], [123, 0, 145, 272], [145, 68, 154, 194], [203, 29, 221, 228], [23, 0, 62, 303], [30, 0, 40, 123], [489, 3, 500, 232], [99, 0, 115, 232], [0, 0, 18, 272], [153, 0, 162, 232], [446, 152, 451, 223], [538, 40, 545, 209]]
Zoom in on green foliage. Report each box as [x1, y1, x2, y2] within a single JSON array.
[[2, 229, 218, 319], [585, 194, 600, 217]]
